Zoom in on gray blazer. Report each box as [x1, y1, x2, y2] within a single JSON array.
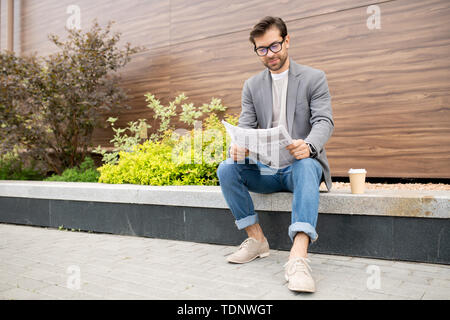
[[238, 58, 334, 191]]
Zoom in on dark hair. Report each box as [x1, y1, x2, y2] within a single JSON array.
[[249, 16, 288, 47]]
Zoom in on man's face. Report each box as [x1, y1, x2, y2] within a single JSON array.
[[253, 27, 290, 72]]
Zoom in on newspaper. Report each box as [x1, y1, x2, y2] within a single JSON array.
[[222, 120, 296, 169]]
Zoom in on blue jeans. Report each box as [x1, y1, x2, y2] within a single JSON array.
[[217, 157, 323, 243]]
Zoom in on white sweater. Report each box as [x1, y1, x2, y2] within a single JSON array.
[[270, 69, 289, 130]]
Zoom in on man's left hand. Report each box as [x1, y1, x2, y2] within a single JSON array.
[[286, 139, 310, 160]]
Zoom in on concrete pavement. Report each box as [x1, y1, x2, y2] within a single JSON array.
[[0, 223, 449, 300]]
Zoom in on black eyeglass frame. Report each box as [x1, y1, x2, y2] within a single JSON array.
[[254, 38, 286, 56]]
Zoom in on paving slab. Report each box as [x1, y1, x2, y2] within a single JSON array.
[[1, 223, 449, 300]]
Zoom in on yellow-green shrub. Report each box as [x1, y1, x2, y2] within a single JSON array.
[[97, 113, 239, 186]]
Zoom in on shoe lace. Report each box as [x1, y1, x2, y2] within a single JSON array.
[[284, 257, 312, 276], [239, 238, 253, 250]]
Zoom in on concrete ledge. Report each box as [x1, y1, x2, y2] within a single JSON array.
[[0, 180, 449, 265], [0, 180, 448, 219]]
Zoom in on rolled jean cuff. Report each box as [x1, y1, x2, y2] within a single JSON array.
[[235, 214, 259, 230], [288, 222, 318, 243]]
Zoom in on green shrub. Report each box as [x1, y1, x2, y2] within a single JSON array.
[[0, 21, 142, 176], [0, 150, 44, 181], [44, 156, 100, 182], [97, 113, 239, 186], [95, 91, 239, 186]]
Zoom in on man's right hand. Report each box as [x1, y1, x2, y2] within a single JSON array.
[[230, 143, 249, 161]]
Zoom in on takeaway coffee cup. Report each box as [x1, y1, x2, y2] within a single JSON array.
[[348, 169, 367, 194]]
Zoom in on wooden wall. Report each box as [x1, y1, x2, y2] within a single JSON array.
[[10, 0, 450, 178]]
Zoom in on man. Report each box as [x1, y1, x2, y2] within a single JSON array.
[[217, 16, 334, 293]]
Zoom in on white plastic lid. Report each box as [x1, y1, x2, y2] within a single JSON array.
[[348, 168, 367, 174]]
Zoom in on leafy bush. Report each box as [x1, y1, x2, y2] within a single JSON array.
[[44, 156, 100, 182], [0, 20, 142, 177], [96, 92, 239, 186], [0, 149, 45, 181], [94, 92, 232, 164], [0, 53, 49, 176], [92, 116, 149, 166], [144, 92, 226, 138]]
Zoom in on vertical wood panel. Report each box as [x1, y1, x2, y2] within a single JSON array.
[[92, 47, 171, 147], [287, 0, 450, 177], [20, 0, 169, 56], [0, 0, 5, 50], [170, 0, 386, 45]]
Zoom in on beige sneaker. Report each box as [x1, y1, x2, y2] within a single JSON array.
[[284, 257, 316, 293], [226, 237, 270, 264]]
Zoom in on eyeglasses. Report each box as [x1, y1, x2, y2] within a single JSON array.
[[254, 38, 285, 56]]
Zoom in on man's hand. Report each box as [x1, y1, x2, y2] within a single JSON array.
[[230, 143, 249, 161], [286, 139, 310, 160]]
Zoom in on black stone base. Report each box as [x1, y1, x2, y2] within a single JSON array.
[[1, 196, 449, 265]]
